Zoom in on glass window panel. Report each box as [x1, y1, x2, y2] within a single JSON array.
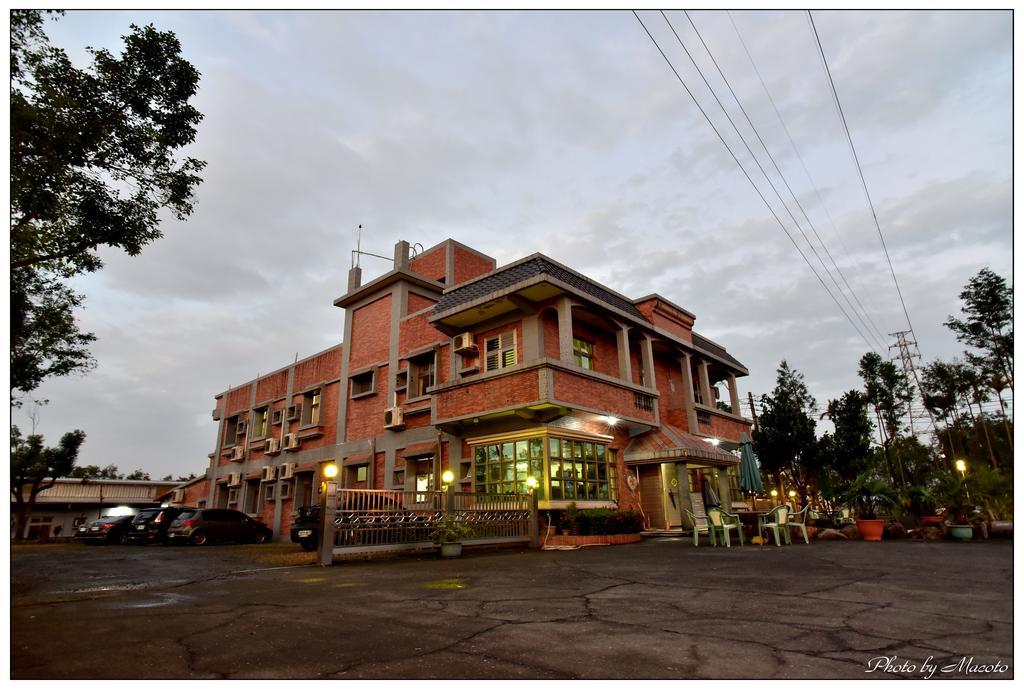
[[503, 462, 515, 482], [516, 441, 529, 461], [549, 437, 560, 457], [561, 439, 572, 458], [595, 444, 606, 460], [564, 481, 576, 499], [489, 463, 501, 482], [529, 438, 543, 458], [597, 483, 609, 500], [516, 461, 528, 478], [475, 447, 486, 465], [586, 463, 597, 481], [572, 442, 583, 459], [530, 458, 543, 475], [550, 481, 562, 500], [501, 442, 514, 461], [487, 445, 500, 463]]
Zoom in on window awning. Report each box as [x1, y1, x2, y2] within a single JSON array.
[[624, 424, 739, 467], [400, 441, 437, 459], [342, 453, 372, 466]]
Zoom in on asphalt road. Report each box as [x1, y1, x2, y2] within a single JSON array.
[[10, 538, 1013, 679]]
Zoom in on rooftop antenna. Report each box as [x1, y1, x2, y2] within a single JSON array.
[[351, 224, 392, 269]]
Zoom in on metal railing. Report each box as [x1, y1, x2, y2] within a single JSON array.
[[326, 488, 535, 556]]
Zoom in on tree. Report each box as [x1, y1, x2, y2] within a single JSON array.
[[68, 464, 122, 479], [11, 425, 85, 541], [10, 10, 205, 398], [819, 390, 873, 484], [945, 268, 1013, 390], [858, 352, 915, 486], [753, 361, 818, 501], [125, 469, 151, 480]]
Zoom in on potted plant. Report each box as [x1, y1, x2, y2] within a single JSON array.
[[842, 473, 897, 541], [934, 474, 974, 541], [431, 515, 474, 557]]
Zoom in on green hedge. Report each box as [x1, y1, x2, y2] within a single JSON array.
[[568, 508, 643, 535]]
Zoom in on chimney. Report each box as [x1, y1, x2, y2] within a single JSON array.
[[394, 240, 410, 270]]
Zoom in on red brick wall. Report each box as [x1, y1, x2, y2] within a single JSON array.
[[403, 409, 433, 429], [278, 504, 297, 539], [437, 343, 451, 382], [182, 480, 209, 507], [630, 348, 644, 386], [408, 292, 437, 314], [399, 312, 440, 354], [571, 321, 618, 377], [409, 246, 447, 282], [255, 371, 287, 404], [346, 364, 388, 441], [550, 369, 657, 425], [633, 300, 694, 344], [699, 409, 751, 443], [542, 311, 560, 359], [654, 355, 684, 410], [436, 370, 539, 420], [225, 387, 250, 415], [452, 245, 495, 285], [296, 347, 342, 390], [373, 451, 386, 488], [349, 295, 392, 370]]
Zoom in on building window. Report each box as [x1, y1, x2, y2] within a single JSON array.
[[549, 439, 615, 501], [265, 483, 276, 502], [350, 371, 375, 398], [251, 407, 269, 438], [227, 487, 239, 505], [271, 408, 283, 425], [302, 389, 322, 425], [473, 438, 545, 499], [409, 353, 435, 398], [572, 337, 595, 370], [356, 465, 368, 482], [484, 331, 516, 372], [223, 416, 239, 447], [278, 481, 291, 500]]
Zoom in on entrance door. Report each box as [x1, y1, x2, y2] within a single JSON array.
[[688, 468, 707, 523], [661, 464, 682, 527], [637, 465, 665, 529]]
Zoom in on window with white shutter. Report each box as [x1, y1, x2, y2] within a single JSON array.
[[484, 331, 516, 372]]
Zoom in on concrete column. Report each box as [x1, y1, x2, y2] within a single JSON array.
[[616, 324, 632, 382], [640, 335, 656, 389], [728, 374, 740, 415], [522, 314, 541, 362], [556, 297, 574, 362], [347, 265, 362, 292], [680, 354, 698, 434], [394, 240, 410, 270], [698, 360, 713, 408], [716, 468, 732, 510]]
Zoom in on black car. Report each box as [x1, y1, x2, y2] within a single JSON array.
[[166, 508, 272, 545], [126, 506, 189, 544], [290, 505, 320, 551], [73, 515, 135, 545]]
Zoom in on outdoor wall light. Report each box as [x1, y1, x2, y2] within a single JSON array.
[[323, 464, 338, 479], [770, 489, 778, 497], [788, 490, 796, 498], [442, 469, 455, 485], [603, 416, 619, 426], [955, 459, 967, 474], [526, 476, 539, 491]]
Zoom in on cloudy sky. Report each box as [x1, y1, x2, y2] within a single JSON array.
[[24, 9, 1012, 479]]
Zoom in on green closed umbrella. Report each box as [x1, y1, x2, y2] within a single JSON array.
[[738, 432, 764, 509]]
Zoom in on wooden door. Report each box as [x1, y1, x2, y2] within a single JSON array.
[[637, 464, 665, 530], [662, 464, 683, 527]]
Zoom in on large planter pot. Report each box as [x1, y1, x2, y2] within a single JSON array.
[[440, 542, 463, 558], [855, 519, 885, 542], [949, 525, 973, 541], [919, 516, 944, 527]]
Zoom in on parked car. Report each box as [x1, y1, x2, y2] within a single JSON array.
[[290, 505, 320, 551], [126, 506, 189, 544], [166, 509, 272, 545], [73, 515, 135, 545]]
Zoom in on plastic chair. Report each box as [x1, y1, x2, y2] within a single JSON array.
[[706, 507, 744, 548], [682, 509, 712, 547], [758, 505, 791, 546], [787, 504, 811, 544]]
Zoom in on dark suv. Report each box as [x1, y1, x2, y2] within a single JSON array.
[[126, 506, 188, 544], [166, 509, 273, 545], [290, 505, 320, 551]]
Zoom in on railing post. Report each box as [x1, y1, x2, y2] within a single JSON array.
[[528, 490, 539, 548], [446, 487, 455, 515]]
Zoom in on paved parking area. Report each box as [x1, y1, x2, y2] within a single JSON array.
[[10, 538, 1013, 679]]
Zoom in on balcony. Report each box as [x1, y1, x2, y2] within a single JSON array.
[[694, 403, 751, 442], [432, 358, 659, 431]]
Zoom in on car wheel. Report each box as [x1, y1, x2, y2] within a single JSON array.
[[300, 540, 316, 552], [191, 531, 208, 546], [254, 531, 268, 544], [118, 533, 130, 546]]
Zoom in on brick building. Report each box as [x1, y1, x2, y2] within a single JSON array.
[[181, 239, 752, 539]]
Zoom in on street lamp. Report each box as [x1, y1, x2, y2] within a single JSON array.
[[441, 469, 455, 492], [955, 459, 967, 476], [323, 464, 338, 479], [526, 476, 538, 492], [770, 489, 778, 505]]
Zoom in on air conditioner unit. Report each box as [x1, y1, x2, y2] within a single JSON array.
[[454, 332, 476, 353], [383, 406, 405, 430], [283, 433, 301, 451], [170, 488, 185, 503], [230, 446, 245, 462], [227, 472, 241, 487], [264, 437, 281, 455], [280, 462, 295, 480], [262, 465, 277, 482]]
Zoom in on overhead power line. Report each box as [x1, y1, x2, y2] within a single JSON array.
[[807, 11, 917, 338], [632, 10, 878, 353], [680, 10, 887, 352], [724, 10, 891, 348]]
